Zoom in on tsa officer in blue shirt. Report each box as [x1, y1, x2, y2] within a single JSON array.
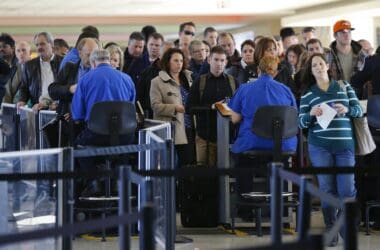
[[228, 56, 297, 217], [72, 49, 136, 147]]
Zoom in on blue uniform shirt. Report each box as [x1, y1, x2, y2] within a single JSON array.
[[59, 48, 79, 71], [77, 62, 91, 79], [228, 74, 297, 153], [72, 63, 136, 122]]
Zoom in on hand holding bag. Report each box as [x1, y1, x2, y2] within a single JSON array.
[[338, 80, 376, 155]]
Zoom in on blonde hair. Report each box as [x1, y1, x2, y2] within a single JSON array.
[[258, 56, 279, 76], [105, 44, 124, 71]]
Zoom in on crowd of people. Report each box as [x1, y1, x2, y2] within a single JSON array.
[[0, 19, 379, 245]]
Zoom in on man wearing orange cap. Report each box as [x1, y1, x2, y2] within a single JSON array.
[[327, 20, 366, 86]]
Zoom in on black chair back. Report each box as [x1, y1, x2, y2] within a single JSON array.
[[252, 106, 298, 161], [367, 95, 380, 129], [88, 101, 137, 145]]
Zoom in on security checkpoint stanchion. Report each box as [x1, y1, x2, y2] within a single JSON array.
[[297, 176, 311, 241], [270, 162, 283, 246], [216, 104, 232, 224], [343, 199, 359, 250], [119, 166, 132, 250]]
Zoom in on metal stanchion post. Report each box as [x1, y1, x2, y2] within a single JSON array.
[[141, 203, 155, 250], [144, 180, 153, 204], [343, 199, 358, 250], [309, 234, 324, 250], [119, 166, 132, 250], [216, 111, 231, 224], [14, 111, 20, 151], [35, 111, 40, 149], [270, 162, 283, 246], [0, 161, 10, 242], [165, 139, 175, 250], [62, 147, 73, 250], [297, 130, 304, 168], [297, 176, 311, 241]]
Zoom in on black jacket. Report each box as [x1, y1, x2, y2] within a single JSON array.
[[19, 55, 62, 105], [226, 60, 295, 96], [48, 61, 80, 116], [122, 50, 150, 85], [136, 58, 161, 118], [189, 59, 204, 81], [225, 63, 258, 84], [351, 54, 380, 96], [226, 49, 241, 70], [186, 72, 237, 142], [276, 60, 296, 94]]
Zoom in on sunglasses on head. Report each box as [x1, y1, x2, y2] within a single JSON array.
[[184, 30, 195, 36]]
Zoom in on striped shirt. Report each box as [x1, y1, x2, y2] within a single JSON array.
[[298, 80, 362, 151]]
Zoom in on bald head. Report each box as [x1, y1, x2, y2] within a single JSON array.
[[78, 38, 100, 67], [358, 39, 374, 56], [15, 41, 31, 64]]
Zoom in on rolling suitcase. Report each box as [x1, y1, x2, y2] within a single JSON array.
[[179, 166, 219, 227]]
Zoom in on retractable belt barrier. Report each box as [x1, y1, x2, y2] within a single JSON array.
[[0, 165, 379, 181], [74, 142, 166, 158], [271, 162, 359, 250], [0, 210, 141, 246], [0, 163, 156, 250], [0, 141, 370, 250]]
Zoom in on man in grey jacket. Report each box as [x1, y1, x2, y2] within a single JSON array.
[[3, 41, 31, 104]]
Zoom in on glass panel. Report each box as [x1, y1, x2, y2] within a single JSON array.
[[139, 121, 172, 249], [19, 107, 37, 150], [39, 110, 58, 149], [0, 148, 66, 250], [0, 103, 18, 152]]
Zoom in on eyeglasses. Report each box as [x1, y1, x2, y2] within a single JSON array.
[[184, 30, 195, 36]]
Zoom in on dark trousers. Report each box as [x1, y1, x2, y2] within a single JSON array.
[[232, 153, 273, 196], [75, 127, 135, 171], [176, 127, 196, 168], [232, 153, 290, 218]]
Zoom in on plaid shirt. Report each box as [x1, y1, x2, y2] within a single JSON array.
[[327, 40, 366, 82]]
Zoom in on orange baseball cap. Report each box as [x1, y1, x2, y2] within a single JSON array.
[[333, 20, 354, 33]]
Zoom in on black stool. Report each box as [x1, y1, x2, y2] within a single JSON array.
[[76, 101, 136, 240], [365, 95, 380, 235], [231, 106, 299, 236]]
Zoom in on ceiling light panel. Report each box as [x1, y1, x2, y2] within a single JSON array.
[[0, 0, 339, 16]]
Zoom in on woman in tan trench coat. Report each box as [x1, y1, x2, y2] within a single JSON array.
[[150, 48, 194, 166]]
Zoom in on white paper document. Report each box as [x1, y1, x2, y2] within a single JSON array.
[[316, 103, 337, 129]]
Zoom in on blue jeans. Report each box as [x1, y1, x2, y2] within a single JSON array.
[[308, 144, 356, 208]]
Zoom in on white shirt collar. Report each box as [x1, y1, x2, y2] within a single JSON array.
[[39, 54, 55, 63], [240, 59, 247, 69]]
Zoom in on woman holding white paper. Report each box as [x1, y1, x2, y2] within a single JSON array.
[[298, 53, 362, 246]]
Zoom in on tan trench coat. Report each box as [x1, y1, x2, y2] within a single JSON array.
[[150, 70, 192, 145]]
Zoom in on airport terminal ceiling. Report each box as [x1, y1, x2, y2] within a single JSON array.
[[0, 0, 379, 46]]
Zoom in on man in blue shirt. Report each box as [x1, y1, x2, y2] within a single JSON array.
[[72, 49, 135, 147]]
